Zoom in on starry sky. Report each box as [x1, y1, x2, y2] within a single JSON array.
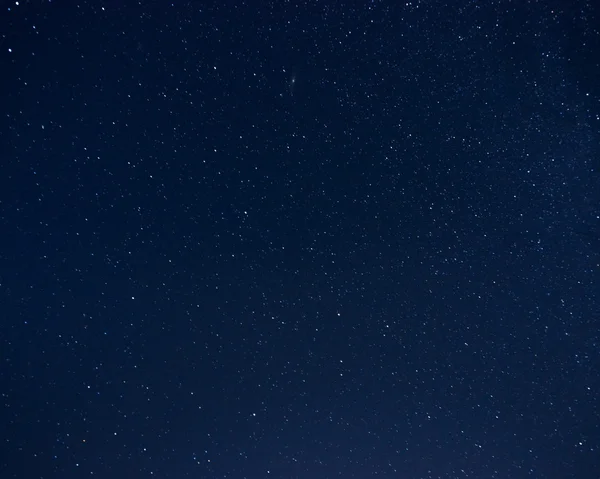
[[1, 1, 599, 478]]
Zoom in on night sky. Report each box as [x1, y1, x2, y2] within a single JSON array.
[[1, 1, 599, 478]]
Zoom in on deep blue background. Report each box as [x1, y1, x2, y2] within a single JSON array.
[[1, 1, 599, 477]]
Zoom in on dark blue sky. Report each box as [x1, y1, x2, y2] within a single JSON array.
[[1, 1, 599, 478]]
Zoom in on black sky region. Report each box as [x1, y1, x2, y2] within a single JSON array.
[[1, 1, 599, 478]]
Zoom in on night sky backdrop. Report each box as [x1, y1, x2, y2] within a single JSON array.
[[1, 1, 599, 478]]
